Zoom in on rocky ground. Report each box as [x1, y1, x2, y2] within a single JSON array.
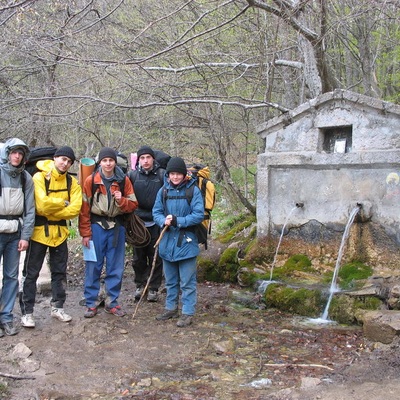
[[1, 242, 400, 399]]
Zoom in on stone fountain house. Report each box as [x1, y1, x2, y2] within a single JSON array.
[[256, 89, 400, 272]]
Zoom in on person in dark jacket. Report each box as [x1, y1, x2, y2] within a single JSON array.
[[0, 138, 35, 336], [128, 146, 165, 302], [152, 157, 204, 327]]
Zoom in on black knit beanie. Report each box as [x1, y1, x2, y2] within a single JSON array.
[[54, 146, 76, 163], [137, 145, 155, 159], [98, 147, 117, 162], [166, 157, 187, 176]]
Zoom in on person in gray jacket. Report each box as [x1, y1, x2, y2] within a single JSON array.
[[0, 138, 35, 336]]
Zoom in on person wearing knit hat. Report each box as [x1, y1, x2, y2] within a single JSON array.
[[54, 146, 76, 164], [166, 157, 187, 177], [128, 145, 165, 303], [152, 155, 204, 328], [97, 147, 117, 163], [20, 143, 82, 328], [79, 146, 138, 318], [136, 145, 155, 160]]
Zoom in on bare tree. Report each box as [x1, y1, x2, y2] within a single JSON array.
[[0, 0, 399, 214]]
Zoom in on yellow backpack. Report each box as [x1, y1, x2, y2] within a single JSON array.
[[187, 164, 216, 249]]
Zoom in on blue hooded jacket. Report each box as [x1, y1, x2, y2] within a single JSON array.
[[153, 176, 204, 262]]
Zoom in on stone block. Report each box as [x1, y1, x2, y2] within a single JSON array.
[[362, 310, 400, 344]]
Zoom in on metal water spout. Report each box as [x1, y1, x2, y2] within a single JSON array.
[[355, 201, 372, 222], [295, 202, 304, 208]]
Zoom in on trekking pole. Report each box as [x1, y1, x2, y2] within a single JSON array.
[[132, 225, 168, 319]]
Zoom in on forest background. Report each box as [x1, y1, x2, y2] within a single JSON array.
[[1, 0, 399, 218]]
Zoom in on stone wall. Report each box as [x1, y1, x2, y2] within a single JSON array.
[[256, 90, 400, 269]]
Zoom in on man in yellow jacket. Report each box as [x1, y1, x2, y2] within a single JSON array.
[[20, 146, 82, 328]]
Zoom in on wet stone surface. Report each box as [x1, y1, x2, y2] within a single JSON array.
[[1, 255, 400, 399]]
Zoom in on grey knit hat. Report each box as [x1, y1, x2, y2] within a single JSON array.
[[54, 146, 76, 163]]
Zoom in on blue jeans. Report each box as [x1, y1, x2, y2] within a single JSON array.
[[163, 257, 197, 316], [0, 232, 21, 323], [84, 223, 126, 308]]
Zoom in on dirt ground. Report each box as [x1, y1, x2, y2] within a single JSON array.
[[2, 242, 400, 399]]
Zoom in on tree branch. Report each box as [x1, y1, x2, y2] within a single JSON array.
[[1, 96, 289, 115]]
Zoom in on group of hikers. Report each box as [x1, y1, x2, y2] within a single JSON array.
[[0, 138, 205, 337]]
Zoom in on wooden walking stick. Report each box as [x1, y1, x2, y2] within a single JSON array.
[[132, 225, 168, 319]]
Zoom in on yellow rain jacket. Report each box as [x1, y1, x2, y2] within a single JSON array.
[[31, 159, 82, 247]]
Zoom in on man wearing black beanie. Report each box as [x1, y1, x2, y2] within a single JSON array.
[[20, 145, 82, 328], [128, 145, 164, 302], [79, 147, 138, 318]]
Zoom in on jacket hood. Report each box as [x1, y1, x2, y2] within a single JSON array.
[[1, 138, 30, 165], [36, 159, 56, 174]]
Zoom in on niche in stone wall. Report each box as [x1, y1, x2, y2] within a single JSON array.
[[321, 126, 353, 153]]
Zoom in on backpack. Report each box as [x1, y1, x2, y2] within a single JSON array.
[[162, 163, 216, 249], [116, 152, 129, 173], [26, 146, 72, 199], [25, 146, 58, 176], [153, 149, 171, 170], [187, 164, 216, 249]]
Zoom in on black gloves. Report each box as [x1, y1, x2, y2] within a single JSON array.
[[170, 215, 177, 227]]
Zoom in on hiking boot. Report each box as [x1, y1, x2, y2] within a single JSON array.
[[134, 286, 144, 300], [1, 321, 19, 336], [156, 309, 179, 321], [105, 305, 126, 317], [51, 307, 72, 322], [84, 307, 98, 318], [147, 289, 158, 302], [21, 314, 35, 328], [176, 314, 193, 328]]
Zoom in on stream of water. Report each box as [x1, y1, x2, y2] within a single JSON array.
[[269, 206, 298, 281], [314, 206, 361, 323]]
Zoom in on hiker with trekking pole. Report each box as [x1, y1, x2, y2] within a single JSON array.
[[152, 157, 204, 328], [128, 146, 166, 303]]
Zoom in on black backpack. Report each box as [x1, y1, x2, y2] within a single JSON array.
[[25, 146, 58, 176], [26, 146, 72, 199]]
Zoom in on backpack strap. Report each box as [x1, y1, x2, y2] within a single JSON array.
[[44, 173, 72, 200], [162, 185, 195, 211], [90, 172, 127, 209]]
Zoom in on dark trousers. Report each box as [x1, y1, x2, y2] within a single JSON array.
[[20, 240, 68, 314], [132, 224, 163, 291]]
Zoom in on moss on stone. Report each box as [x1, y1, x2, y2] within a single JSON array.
[[237, 268, 269, 287], [218, 215, 256, 244], [272, 254, 317, 280], [328, 294, 382, 324], [338, 262, 373, 289], [197, 258, 223, 283], [218, 247, 240, 282], [264, 283, 323, 317]]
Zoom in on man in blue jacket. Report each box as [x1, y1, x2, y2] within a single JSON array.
[[152, 157, 204, 327]]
